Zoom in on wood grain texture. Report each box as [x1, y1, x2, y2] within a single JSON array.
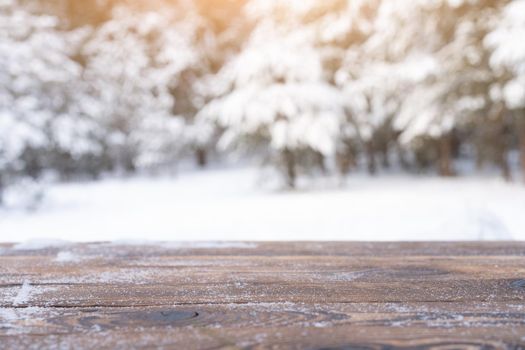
[[1, 242, 525, 349]]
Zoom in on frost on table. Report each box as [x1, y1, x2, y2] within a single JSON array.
[[0, 242, 525, 348]]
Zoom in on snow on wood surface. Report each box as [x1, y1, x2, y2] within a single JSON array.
[[12, 280, 32, 306], [1, 242, 525, 348]]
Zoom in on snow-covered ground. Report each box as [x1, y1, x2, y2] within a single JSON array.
[[1, 167, 524, 242]]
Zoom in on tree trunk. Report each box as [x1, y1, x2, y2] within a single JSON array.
[[497, 147, 512, 182], [282, 149, 297, 189], [365, 141, 377, 175], [519, 120, 525, 183], [378, 139, 390, 169], [195, 148, 208, 168], [314, 152, 327, 175], [439, 133, 455, 177], [282, 149, 296, 189], [336, 140, 358, 176], [394, 140, 410, 170], [123, 155, 136, 173], [336, 151, 356, 176], [475, 142, 484, 171], [495, 111, 512, 182]]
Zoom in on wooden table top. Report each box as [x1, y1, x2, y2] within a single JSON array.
[[1, 242, 525, 349]]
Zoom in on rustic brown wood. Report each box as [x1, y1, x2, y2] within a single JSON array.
[[1, 242, 525, 349]]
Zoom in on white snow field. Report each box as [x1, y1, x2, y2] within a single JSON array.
[[1, 167, 524, 243]]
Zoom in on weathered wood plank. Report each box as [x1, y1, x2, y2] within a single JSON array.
[[1, 278, 525, 307], [3, 241, 525, 257], [1, 242, 525, 349], [2, 303, 525, 349]]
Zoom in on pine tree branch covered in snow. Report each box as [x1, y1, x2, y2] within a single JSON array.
[[1, 0, 525, 201]]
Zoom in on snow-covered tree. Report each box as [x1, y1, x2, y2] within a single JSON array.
[[169, 0, 239, 168], [200, 19, 347, 187], [245, 0, 378, 176], [0, 0, 101, 202], [80, 5, 198, 172], [337, 52, 438, 173], [333, 1, 441, 174], [4, 0, 525, 199], [486, 0, 525, 179], [338, 0, 503, 176]]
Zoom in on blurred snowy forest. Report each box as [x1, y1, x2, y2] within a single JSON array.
[[1, 0, 525, 202]]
